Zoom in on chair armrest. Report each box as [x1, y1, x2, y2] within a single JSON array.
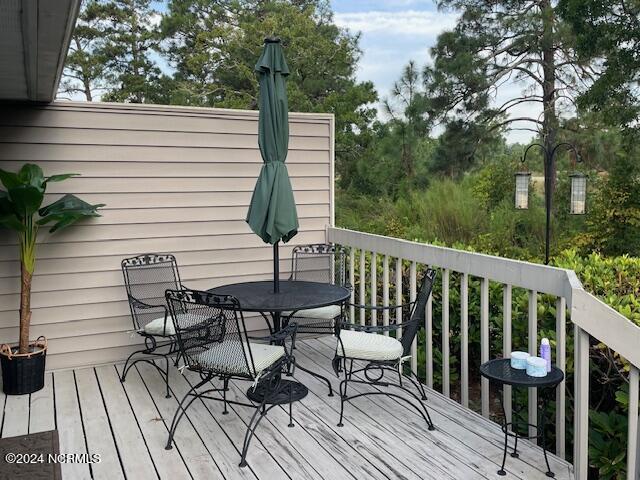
[[337, 319, 417, 335], [248, 322, 298, 344], [128, 295, 167, 312], [337, 321, 396, 334], [344, 301, 414, 312]]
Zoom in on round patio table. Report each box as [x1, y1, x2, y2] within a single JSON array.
[[480, 358, 564, 478], [210, 280, 350, 403]]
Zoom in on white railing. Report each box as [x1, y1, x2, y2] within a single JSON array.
[[327, 226, 640, 480]]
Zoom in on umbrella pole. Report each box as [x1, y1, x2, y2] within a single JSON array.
[[273, 241, 280, 293]]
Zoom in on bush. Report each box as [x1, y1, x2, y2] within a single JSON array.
[[395, 178, 487, 244], [583, 145, 640, 257]]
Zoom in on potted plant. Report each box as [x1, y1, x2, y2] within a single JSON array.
[[0, 164, 103, 395]]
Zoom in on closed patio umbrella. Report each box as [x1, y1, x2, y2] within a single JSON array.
[[246, 37, 298, 293]]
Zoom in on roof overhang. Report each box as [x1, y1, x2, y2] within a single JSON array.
[[0, 0, 80, 103]]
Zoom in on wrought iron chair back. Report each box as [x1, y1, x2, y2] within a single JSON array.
[[290, 244, 347, 287], [165, 289, 259, 380], [399, 268, 437, 357], [121, 253, 181, 332]]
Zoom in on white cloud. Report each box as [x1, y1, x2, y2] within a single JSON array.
[[334, 10, 457, 37]]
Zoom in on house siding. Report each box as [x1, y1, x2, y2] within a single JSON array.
[[0, 102, 334, 370]]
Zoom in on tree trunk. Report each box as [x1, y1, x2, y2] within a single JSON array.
[[541, 0, 558, 193], [19, 262, 32, 354]]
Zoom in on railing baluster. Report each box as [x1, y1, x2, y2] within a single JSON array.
[[396, 258, 403, 339], [359, 249, 366, 326], [503, 284, 512, 427], [426, 278, 433, 389], [461, 272, 469, 408], [480, 277, 489, 417], [442, 268, 450, 398], [371, 252, 377, 326], [382, 255, 389, 336], [349, 247, 355, 322], [410, 261, 417, 374], [628, 366, 639, 480], [528, 289, 538, 438], [574, 325, 590, 480], [556, 297, 567, 458]]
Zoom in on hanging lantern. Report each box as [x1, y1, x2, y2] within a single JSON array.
[[514, 172, 531, 209], [570, 173, 587, 215]]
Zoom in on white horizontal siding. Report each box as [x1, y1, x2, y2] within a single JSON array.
[[0, 102, 333, 370]]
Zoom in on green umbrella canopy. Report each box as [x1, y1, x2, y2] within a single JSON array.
[[246, 37, 299, 245]]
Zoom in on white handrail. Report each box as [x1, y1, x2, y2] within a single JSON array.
[[328, 226, 640, 368], [328, 227, 573, 300], [327, 226, 640, 480]]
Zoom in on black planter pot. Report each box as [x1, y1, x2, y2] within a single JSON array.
[[0, 340, 47, 395]]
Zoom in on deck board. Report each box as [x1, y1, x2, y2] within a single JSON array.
[[74, 367, 124, 480], [2, 390, 29, 438], [308, 336, 573, 480], [0, 338, 574, 480], [53, 370, 92, 480], [29, 372, 55, 434], [135, 362, 229, 480], [95, 364, 159, 479]]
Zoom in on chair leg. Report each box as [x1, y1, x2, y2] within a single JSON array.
[[164, 356, 171, 398], [239, 395, 269, 467], [296, 362, 333, 396], [407, 369, 428, 400], [288, 384, 295, 428], [165, 375, 211, 450], [337, 358, 350, 427], [120, 347, 147, 383], [222, 377, 229, 415]]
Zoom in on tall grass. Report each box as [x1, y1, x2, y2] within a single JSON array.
[[394, 177, 487, 244]]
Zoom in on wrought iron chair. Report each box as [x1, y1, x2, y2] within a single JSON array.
[[164, 288, 298, 467], [333, 269, 437, 430], [121, 253, 184, 398], [284, 243, 348, 396]]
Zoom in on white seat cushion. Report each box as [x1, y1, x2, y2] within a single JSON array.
[[143, 316, 176, 336], [195, 341, 285, 377], [283, 304, 341, 320], [336, 330, 403, 361]]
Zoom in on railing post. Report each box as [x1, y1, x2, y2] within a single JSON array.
[[461, 272, 469, 408], [396, 258, 403, 338], [410, 261, 417, 374], [528, 290, 538, 438], [574, 324, 589, 480], [426, 280, 433, 389], [628, 366, 639, 480], [503, 284, 512, 427], [371, 252, 377, 326], [480, 277, 489, 418], [349, 247, 355, 322], [382, 255, 389, 336], [359, 249, 366, 326], [556, 297, 567, 458], [442, 268, 450, 398]]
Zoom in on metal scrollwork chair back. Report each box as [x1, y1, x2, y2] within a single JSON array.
[[334, 268, 437, 430], [164, 288, 298, 467], [120, 253, 183, 398]]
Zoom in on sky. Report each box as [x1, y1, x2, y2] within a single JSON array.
[[126, 1, 537, 144], [330, 0, 537, 144]]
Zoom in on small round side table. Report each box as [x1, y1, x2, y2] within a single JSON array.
[[480, 358, 564, 478]]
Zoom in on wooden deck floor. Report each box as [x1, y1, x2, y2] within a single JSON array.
[[0, 337, 574, 480]]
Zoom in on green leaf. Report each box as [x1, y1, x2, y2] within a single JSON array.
[[8, 185, 44, 217], [0, 213, 25, 232], [0, 169, 20, 189], [18, 164, 45, 189], [38, 194, 104, 233], [0, 190, 12, 215], [44, 173, 79, 184]]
